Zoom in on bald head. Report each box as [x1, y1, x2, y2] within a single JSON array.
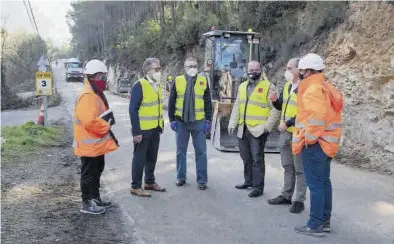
[[248, 61, 261, 73]]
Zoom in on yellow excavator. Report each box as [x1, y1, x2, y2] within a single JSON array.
[[199, 27, 280, 153]]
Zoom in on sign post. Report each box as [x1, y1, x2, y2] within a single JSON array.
[[36, 55, 51, 126]]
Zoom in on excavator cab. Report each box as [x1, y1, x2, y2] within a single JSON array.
[[200, 28, 280, 152]]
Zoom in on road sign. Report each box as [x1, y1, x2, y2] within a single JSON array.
[[36, 71, 53, 96]]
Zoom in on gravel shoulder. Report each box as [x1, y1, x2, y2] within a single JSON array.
[[1, 118, 136, 244]]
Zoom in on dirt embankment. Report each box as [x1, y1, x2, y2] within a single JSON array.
[[1, 120, 136, 244], [323, 2, 394, 175], [273, 2, 394, 175]]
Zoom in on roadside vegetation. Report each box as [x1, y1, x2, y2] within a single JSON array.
[[1, 121, 66, 164], [1, 19, 70, 110], [67, 1, 348, 76]]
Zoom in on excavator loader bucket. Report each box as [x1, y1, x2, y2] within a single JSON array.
[[210, 100, 239, 151]]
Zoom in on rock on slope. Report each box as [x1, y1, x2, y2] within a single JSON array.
[[323, 2, 394, 175]]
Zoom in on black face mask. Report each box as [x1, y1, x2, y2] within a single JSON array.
[[248, 72, 261, 81]]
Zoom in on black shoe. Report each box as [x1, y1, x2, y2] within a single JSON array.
[[176, 179, 186, 187], [268, 195, 292, 205], [93, 198, 112, 209], [294, 225, 325, 237], [248, 188, 263, 198], [289, 201, 304, 213], [235, 183, 252, 189], [198, 183, 207, 190], [80, 200, 106, 215], [322, 221, 331, 232]]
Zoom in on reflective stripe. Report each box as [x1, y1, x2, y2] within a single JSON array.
[[176, 108, 183, 114], [195, 95, 204, 99], [292, 137, 301, 143], [326, 123, 341, 131], [140, 115, 163, 121], [195, 108, 204, 112], [74, 96, 105, 125], [305, 132, 318, 140], [81, 133, 111, 145], [244, 115, 268, 120], [308, 119, 326, 126], [295, 122, 305, 129], [245, 100, 270, 108], [239, 100, 269, 108], [287, 100, 297, 106], [321, 136, 340, 143], [177, 95, 184, 99], [97, 97, 103, 114], [141, 100, 163, 107]]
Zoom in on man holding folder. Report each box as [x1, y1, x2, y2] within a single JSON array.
[[73, 59, 119, 215]]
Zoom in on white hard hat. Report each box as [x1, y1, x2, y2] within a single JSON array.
[[298, 53, 325, 71], [84, 59, 108, 75]]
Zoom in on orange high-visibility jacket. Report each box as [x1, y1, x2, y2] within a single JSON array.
[[73, 80, 118, 157], [292, 73, 343, 158]]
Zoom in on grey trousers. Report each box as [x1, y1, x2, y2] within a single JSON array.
[[279, 131, 307, 202]]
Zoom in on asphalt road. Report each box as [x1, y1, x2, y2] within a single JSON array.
[[3, 64, 394, 244]]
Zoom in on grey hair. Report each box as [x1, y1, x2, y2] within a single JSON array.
[[142, 58, 160, 74], [184, 57, 197, 66]]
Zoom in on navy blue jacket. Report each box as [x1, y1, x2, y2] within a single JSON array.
[[273, 83, 297, 127], [168, 75, 212, 123], [129, 79, 163, 137]]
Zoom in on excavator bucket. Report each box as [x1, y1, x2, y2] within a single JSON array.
[[210, 100, 239, 151]]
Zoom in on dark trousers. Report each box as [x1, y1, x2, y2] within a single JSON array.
[[302, 143, 332, 229], [80, 155, 105, 203], [238, 127, 268, 190], [131, 129, 160, 189]]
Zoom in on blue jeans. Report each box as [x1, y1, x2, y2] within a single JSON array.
[[302, 143, 332, 229], [176, 120, 207, 184]]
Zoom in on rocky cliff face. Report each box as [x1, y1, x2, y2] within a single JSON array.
[[324, 2, 394, 174], [273, 2, 394, 175]]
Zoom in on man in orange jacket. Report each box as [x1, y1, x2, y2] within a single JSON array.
[[73, 59, 119, 215], [292, 53, 343, 237]]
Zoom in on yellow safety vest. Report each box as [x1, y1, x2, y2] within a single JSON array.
[[238, 80, 271, 126], [281, 81, 298, 132], [138, 78, 164, 130], [175, 75, 207, 121]]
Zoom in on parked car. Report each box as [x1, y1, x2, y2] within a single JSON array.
[[116, 78, 132, 93]]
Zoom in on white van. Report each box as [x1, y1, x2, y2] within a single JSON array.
[[65, 58, 83, 82]]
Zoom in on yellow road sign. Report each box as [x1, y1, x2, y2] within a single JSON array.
[[36, 71, 53, 96]]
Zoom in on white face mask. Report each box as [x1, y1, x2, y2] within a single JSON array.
[[284, 70, 294, 82], [152, 72, 161, 81], [186, 68, 198, 77]]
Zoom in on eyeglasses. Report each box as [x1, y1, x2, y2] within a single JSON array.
[[152, 67, 162, 72], [185, 65, 198, 69]]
